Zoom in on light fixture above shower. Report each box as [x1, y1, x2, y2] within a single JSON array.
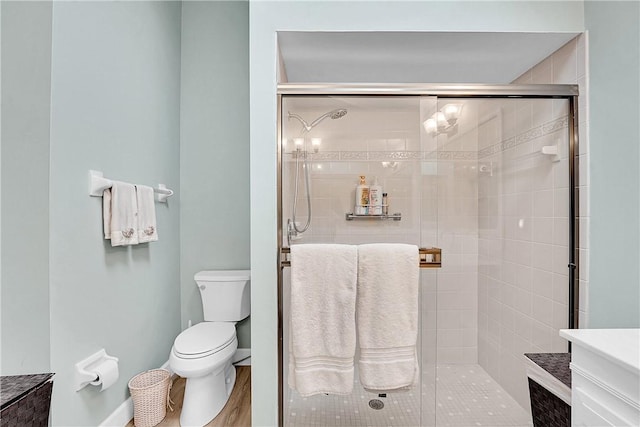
[[423, 103, 463, 137], [311, 138, 322, 153], [289, 137, 322, 154]]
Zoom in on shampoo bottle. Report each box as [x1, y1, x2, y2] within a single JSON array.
[[369, 177, 383, 215], [355, 175, 369, 215]]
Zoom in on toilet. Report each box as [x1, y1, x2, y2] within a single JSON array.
[[169, 270, 250, 427]]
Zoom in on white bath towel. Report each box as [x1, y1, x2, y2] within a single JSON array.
[[135, 185, 158, 243], [108, 181, 139, 247], [357, 243, 420, 392], [288, 244, 358, 397]]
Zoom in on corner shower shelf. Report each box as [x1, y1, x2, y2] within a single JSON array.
[[345, 212, 402, 221]]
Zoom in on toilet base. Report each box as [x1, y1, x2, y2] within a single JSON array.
[[180, 363, 236, 427]]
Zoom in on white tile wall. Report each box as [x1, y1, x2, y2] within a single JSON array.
[[477, 34, 589, 410], [436, 151, 479, 364], [477, 112, 567, 404]]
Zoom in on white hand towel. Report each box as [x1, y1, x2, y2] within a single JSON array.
[[357, 243, 420, 392], [103, 188, 112, 239], [289, 244, 358, 397], [109, 181, 139, 246], [135, 185, 158, 243]]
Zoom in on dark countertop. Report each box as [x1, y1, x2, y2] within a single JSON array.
[[525, 353, 571, 389], [0, 373, 54, 410]]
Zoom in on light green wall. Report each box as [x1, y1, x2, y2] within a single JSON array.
[[0, 0, 52, 375], [48, 2, 181, 425], [1, 2, 252, 423], [0, 2, 2, 374], [585, 1, 640, 327], [179, 1, 251, 347], [249, 1, 585, 424]]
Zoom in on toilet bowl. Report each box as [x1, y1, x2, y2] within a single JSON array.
[[170, 322, 238, 426], [169, 270, 250, 427]]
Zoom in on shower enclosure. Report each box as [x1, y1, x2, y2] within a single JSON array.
[[277, 84, 579, 427]]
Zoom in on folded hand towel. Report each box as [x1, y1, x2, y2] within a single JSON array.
[[288, 244, 358, 397], [357, 243, 419, 392], [135, 185, 158, 243], [108, 181, 139, 247]]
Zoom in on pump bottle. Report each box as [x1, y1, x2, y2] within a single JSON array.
[[369, 177, 383, 215]]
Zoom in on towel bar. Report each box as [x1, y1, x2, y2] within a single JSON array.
[[88, 170, 174, 203], [280, 246, 441, 269]]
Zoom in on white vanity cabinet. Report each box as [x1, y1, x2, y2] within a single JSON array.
[[560, 329, 640, 426]]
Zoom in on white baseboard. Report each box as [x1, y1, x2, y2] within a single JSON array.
[[233, 348, 251, 366], [99, 360, 171, 427], [99, 397, 133, 427], [99, 350, 250, 427]]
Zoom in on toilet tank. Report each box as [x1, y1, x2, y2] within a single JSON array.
[[195, 270, 251, 322]]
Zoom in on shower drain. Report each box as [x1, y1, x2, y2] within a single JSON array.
[[368, 399, 384, 410]]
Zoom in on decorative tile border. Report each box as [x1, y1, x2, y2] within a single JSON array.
[[368, 151, 423, 160], [306, 152, 340, 161], [339, 151, 369, 160], [478, 115, 568, 160], [478, 146, 494, 159], [282, 116, 567, 163], [543, 116, 568, 133], [502, 137, 516, 151], [428, 151, 478, 161], [451, 151, 477, 160], [515, 127, 543, 144], [285, 150, 477, 161]]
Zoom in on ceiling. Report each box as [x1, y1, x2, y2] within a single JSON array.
[[278, 31, 579, 84]]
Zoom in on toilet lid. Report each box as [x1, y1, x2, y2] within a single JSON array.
[[174, 322, 236, 356], [194, 270, 250, 281]]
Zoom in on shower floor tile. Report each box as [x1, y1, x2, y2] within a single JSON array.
[[435, 365, 532, 427], [286, 375, 421, 427], [285, 364, 532, 427]]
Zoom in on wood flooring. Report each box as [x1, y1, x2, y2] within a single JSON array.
[[126, 366, 251, 427]]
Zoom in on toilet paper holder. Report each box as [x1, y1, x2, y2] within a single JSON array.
[[74, 349, 119, 391]]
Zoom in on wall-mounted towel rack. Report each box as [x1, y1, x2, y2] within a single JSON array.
[[88, 170, 174, 203], [280, 246, 441, 269]]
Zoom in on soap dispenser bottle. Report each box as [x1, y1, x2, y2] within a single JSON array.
[[355, 175, 369, 215], [369, 177, 383, 215]]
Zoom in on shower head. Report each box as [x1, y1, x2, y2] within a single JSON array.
[[288, 108, 348, 133], [329, 109, 348, 119]]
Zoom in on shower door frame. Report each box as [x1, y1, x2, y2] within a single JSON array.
[[276, 83, 580, 427]]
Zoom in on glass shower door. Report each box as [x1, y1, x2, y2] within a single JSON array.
[[432, 97, 571, 427], [281, 95, 437, 427], [279, 90, 575, 427]]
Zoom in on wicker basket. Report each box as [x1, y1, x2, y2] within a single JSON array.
[[128, 369, 172, 427]]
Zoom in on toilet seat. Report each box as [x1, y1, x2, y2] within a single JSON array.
[[173, 322, 236, 359]]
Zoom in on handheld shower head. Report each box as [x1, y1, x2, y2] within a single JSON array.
[[330, 109, 348, 119], [288, 108, 348, 133], [286, 107, 348, 240]]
